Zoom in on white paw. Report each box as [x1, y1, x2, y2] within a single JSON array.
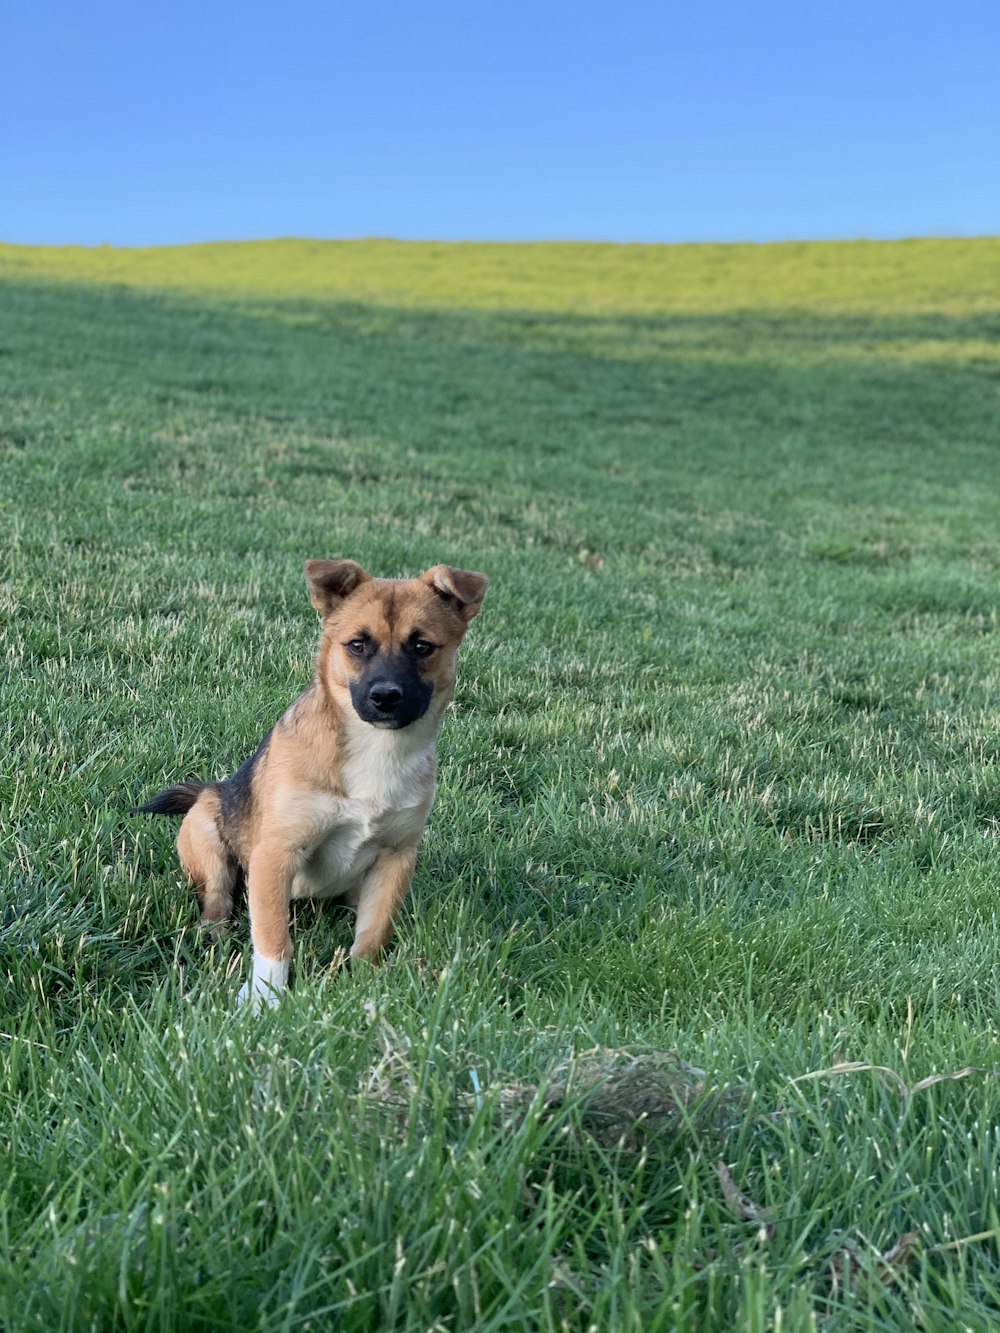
[[237, 953, 290, 1013]]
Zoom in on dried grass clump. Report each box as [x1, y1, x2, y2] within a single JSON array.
[[358, 1028, 741, 1154], [542, 1046, 734, 1151]]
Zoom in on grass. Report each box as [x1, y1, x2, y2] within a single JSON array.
[[1, 235, 999, 1329]]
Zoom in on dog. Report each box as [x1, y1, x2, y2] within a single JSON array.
[[137, 558, 488, 1009]]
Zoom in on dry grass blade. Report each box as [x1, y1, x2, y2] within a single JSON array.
[[716, 1162, 771, 1228], [792, 1062, 1000, 1101], [790, 1062, 910, 1096], [908, 1067, 1000, 1094]]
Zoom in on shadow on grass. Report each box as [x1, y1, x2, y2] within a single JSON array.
[[4, 276, 998, 552]]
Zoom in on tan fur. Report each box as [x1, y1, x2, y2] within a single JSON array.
[[176, 788, 236, 936], [351, 845, 419, 959], [155, 559, 487, 1008]]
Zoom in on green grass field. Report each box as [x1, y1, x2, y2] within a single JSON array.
[[2, 235, 1000, 1330]]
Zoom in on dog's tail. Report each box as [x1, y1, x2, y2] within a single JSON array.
[[133, 779, 209, 817]]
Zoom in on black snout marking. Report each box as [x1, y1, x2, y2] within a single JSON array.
[[350, 651, 433, 729]]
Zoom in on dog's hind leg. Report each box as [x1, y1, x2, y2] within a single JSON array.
[[177, 789, 236, 941]]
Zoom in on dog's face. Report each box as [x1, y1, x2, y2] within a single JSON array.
[[306, 560, 488, 730]]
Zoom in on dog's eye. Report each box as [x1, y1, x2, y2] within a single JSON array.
[[346, 639, 367, 657], [413, 641, 436, 658]]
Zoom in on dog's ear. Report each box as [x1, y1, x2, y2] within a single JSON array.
[[421, 565, 489, 622], [305, 559, 371, 617]]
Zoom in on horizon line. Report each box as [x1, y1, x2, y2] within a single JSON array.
[[3, 231, 998, 252]]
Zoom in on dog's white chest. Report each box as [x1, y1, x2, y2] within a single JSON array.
[[340, 724, 433, 808], [289, 726, 434, 901]]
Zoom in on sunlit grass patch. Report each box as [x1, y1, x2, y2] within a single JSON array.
[[2, 234, 998, 314]]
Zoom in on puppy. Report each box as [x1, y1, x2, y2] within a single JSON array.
[[137, 559, 488, 1009]]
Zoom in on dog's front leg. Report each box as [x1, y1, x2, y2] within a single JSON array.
[[238, 839, 295, 1011], [351, 846, 418, 962]]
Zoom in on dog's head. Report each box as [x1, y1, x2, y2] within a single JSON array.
[[306, 559, 488, 730]]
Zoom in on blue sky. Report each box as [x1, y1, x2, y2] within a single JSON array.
[[4, 1, 998, 246]]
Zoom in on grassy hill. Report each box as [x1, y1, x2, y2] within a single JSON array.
[[1, 236, 999, 1329], [3, 234, 999, 313]]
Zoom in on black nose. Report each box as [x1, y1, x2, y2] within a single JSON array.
[[369, 682, 403, 712]]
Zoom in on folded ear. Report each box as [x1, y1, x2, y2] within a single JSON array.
[[305, 559, 371, 617], [421, 565, 489, 621]]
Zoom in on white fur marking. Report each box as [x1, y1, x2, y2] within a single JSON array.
[[340, 712, 437, 807], [237, 952, 290, 1013]]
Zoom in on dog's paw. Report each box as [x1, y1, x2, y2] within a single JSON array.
[[236, 979, 284, 1014], [201, 915, 230, 945], [237, 954, 290, 1013]]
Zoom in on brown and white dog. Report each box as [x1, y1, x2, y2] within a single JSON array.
[[137, 559, 488, 1009]]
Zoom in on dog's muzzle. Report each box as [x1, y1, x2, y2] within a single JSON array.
[[350, 675, 432, 729]]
